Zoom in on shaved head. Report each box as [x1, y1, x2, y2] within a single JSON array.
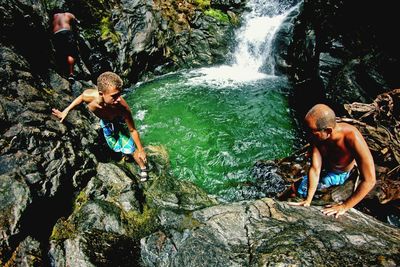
[[305, 104, 336, 130]]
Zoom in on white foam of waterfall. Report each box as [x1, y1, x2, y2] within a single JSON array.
[[187, 0, 299, 87]]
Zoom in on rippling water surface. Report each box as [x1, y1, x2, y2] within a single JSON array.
[[126, 71, 299, 195]]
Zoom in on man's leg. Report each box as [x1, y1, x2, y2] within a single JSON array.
[[67, 55, 75, 79]]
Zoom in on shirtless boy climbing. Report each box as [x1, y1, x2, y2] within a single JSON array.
[[52, 71, 149, 181]]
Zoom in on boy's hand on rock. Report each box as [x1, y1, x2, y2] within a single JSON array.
[[138, 150, 147, 163], [288, 200, 311, 207], [322, 203, 348, 218], [52, 108, 68, 123]]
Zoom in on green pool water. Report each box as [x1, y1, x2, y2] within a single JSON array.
[[125, 71, 299, 195]]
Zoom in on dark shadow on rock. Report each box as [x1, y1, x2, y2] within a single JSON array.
[[16, 184, 75, 266], [84, 230, 142, 267]]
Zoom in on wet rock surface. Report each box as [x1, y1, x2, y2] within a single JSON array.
[[0, 45, 97, 265], [51, 0, 244, 84]]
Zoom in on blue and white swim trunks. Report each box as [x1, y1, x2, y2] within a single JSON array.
[[297, 169, 351, 197], [100, 119, 135, 155]]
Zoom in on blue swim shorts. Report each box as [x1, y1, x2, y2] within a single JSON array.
[[297, 169, 351, 198], [100, 119, 135, 155]]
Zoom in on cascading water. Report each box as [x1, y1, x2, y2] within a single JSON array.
[[127, 0, 302, 196], [188, 0, 300, 86]]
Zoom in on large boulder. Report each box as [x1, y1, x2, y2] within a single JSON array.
[[60, 0, 239, 83], [141, 198, 400, 266]]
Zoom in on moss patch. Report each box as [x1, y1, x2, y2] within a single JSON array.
[[50, 218, 77, 242], [42, 88, 55, 95], [205, 8, 229, 23], [73, 191, 89, 212], [100, 16, 120, 43], [178, 213, 202, 232], [194, 0, 211, 10], [67, 0, 120, 44], [122, 205, 159, 238]]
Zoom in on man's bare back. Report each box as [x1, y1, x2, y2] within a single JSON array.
[[52, 12, 75, 33], [52, 11, 80, 79]]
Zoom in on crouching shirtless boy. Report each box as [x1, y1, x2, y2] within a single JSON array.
[[289, 104, 376, 218], [52, 71, 149, 181]]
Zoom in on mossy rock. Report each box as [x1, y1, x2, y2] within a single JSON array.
[[146, 173, 219, 211], [50, 218, 77, 243], [205, 8, 230, 23]]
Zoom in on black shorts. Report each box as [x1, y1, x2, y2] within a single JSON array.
[[53, 30, 78, 59]]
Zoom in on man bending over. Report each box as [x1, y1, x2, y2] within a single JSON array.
[[289, 104, 376, 218]]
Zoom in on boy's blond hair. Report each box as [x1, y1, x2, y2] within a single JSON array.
[[97, 72, 123, 93]]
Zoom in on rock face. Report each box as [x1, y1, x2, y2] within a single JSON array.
[[286, 0, 400, 116], [141, 198, 400, 266], [0, 1, 97, 264], [0, 9, 97, 266], [48, 156, 218, 267], [50, 0, 243, 83]]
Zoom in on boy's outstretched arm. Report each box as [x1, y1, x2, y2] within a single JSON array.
[[52, 95, 84, 122], [52, 89, 98, 122]]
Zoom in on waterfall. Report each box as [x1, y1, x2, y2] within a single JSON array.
[[187, 0, 300, 87]]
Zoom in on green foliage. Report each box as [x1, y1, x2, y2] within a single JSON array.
[[194, 0, 211, 10], [204, 8, 229, 23], [100, 16, 120, 43]]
